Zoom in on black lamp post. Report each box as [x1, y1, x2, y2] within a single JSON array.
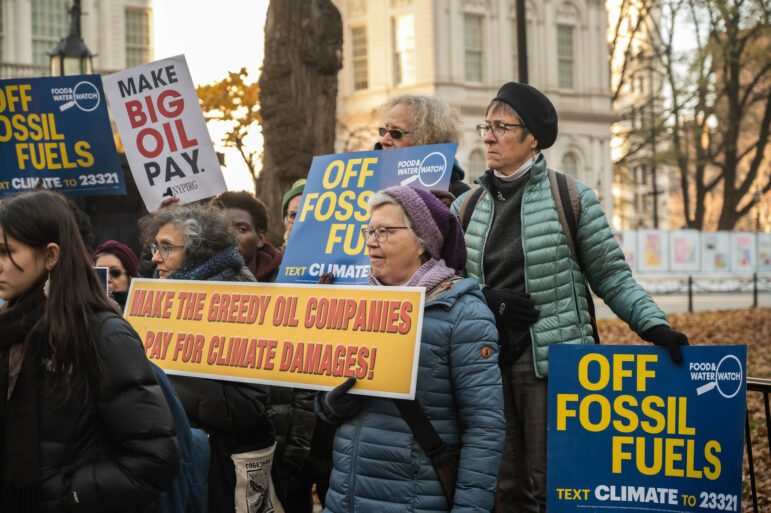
[[50, 0, 94, 76]]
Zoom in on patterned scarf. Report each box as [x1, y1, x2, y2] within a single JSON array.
[[368, 258, 456, 291], [158, 245, 246, 281]]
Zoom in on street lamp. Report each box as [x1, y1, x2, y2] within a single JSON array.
[[49, 0, 94, 76]]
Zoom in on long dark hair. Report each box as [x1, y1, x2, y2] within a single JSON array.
[[0, 190, 116, 407]]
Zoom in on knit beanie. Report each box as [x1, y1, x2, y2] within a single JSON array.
[[379, 186, 467, 273], [92, 240, 138, 277], [492, 82, 558, 149], [282, 179, 307, 218]]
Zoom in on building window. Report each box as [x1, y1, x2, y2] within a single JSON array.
[[125, 8, 151, 68], [557, 24, 574, 89], [393, 14, 414, 86], [464, 14, 483, 83], [31, 0, 69, 66], [468, 149, 486, 183], [351, 26, 368, 90], [562, 152, 578, 178]]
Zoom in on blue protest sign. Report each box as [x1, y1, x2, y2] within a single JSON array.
[[277, 144, 457, 284], [547, 344, 746, 513], [0, 75, 124, 198]]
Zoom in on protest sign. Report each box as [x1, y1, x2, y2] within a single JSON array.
[[0, 75, 124, 198], [547, 344, 746, 513], [124, 278, 425, 399], [103, 55, 226, 211], [277, 143, 457, 284]]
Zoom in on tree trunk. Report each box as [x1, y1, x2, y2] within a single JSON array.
[[258, 0, 342, 246]]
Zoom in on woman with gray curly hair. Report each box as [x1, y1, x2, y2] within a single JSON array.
[[139, 204, 254, 281], [377, 95, 470, 199]]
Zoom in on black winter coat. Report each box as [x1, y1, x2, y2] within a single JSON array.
[[38, 312, 180, 512]]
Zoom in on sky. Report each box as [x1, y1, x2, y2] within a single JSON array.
[[153, 0, 270, 192]]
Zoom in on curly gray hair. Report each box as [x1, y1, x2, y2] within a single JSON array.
[[380, 95, 460, 147], [139, 204, 236, 263]]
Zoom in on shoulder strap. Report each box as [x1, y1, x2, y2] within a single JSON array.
[[393, 398, 456, 506], [459, 186, 486, 233], [547, 169, 600, 344]]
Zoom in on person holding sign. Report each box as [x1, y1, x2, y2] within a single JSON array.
[[139, 205, 276, 513], [451, 82, 689, 512], [0, 191, 179, 511], [319, 186, 504, 512], [377, 95, 471, 199]]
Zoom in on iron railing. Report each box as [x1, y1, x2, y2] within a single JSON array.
[[746, 377, 771, 513]]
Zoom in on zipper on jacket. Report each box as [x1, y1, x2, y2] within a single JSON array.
[[348, 404, 367, 513]]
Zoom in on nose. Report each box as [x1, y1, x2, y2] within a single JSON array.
[[483, 129, 497, 144], [365, 232, 379, 249], [151, 249, 163, 264]]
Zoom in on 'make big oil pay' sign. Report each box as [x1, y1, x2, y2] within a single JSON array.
[[547, 345, 746, 513], [124, 279, 425, 399], [278, 144, 457, 284], [0, 75, 123, 198]]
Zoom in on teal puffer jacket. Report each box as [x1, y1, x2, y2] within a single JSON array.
[[322, 278, 504, 513], [451, 156, 668, 378]]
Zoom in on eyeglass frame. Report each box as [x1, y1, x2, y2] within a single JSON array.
[[151, 242, 185, 261], [361, 226, 409, 243], [378, 127, 414, 140], [475, 122, 524, 139]]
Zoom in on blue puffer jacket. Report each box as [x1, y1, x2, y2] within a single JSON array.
[[451, 155, 669, 378], [322, 278, 504, 513]]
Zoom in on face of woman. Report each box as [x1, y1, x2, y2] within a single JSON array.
[[482, 106, 538, 175], [366, 203, 425, 286], [151, 223, 186, 279], [0, 227, 49, 301], [95, 253, 130, 293], [379, 103, 416, 149]]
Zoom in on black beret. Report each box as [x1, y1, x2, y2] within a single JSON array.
[[492, 82, 558, 149]]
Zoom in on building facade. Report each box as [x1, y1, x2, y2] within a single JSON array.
[[0, 0, 153, 78], [332, 0, 616, 216]]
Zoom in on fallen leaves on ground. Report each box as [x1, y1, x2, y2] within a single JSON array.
[[597, 307, 770, 512]]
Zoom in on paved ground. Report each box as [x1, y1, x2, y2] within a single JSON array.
[[594, 292, 771, 320]]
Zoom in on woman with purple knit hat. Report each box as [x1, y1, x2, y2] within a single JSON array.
[[92, 240, 138, 311], [317, 186, 505, 513]]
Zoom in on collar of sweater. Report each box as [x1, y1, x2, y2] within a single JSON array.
[[493, 153, 542, 182]]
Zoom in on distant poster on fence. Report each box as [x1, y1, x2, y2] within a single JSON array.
[[124, 279, 426, 399], [637, 230, 669, 271], [548, 344, 746, 513], [0, 75, 124, 198], [103, 54, 226, 211], [700, 232, 731, 272], [277, 144, 457, 285], [614, 230, 637, 271], [758, 233, 771, 272], [669, 229, 700, 272], [730, 232, 756, 271]]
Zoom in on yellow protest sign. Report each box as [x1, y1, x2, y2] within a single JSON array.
[[124, 278, 425, 399]]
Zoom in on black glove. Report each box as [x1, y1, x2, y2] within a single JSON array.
[[321, 377, 365, 420], [482, 288, 540, 328], [318, 272, 334, 285], [642, 325, 689, 364]]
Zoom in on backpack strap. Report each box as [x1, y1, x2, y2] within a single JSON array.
[[458, 186, 486, 233], [547, 169, 600, 345]]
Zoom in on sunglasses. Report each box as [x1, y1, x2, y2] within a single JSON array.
[[108, 268, 125, 278], [378, 127, 414, 140]]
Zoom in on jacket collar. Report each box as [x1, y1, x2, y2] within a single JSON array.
[[475, 153, 548, 190], [424, 277, 480, 309]]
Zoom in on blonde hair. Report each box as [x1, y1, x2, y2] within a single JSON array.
[[381, 95, 460, 147]]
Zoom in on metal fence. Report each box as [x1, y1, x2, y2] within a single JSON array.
[[746, 377, 771, 513]]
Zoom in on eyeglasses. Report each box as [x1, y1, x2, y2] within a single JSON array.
[[151, 242, 185, 260], [476, 122, 524, 138], [108, 269, 125, 279], [361, 226, 409, 243], [378, 127, 414, 140]]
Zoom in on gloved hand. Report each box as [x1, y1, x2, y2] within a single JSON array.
[[321, 377, 365, 420], [318, 272, 334, 285], [482, 288, 540, 328], [642, 325, 689, 364]]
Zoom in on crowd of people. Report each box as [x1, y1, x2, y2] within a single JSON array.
[[0, 82, 689, 513]]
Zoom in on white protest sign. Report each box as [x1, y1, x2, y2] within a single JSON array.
[[103, 55, 226, 211]]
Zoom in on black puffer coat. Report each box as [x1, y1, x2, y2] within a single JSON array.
[[38, 312, 180, 512]]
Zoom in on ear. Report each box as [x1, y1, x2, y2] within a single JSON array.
[[257, 231, 266, 248], [44, 242, 60, 270]]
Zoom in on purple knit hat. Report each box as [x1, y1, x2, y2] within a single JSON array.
[[379, 186, 467, 272], [92, 240, 138, 277]]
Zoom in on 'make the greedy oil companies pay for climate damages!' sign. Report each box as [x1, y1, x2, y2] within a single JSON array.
[[547, 344, 746, 513], [124, 279, 425, 399], [278, 143, 457, 285], [0, 75, 124, 198], [103, 55, 227, 211]]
